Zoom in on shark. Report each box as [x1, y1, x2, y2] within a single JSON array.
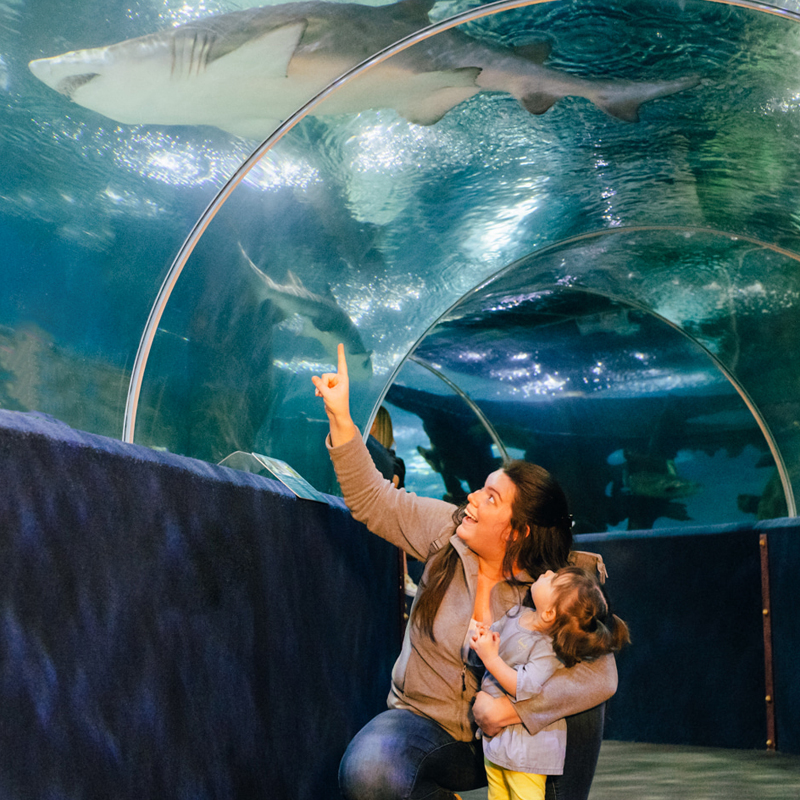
[[238, 244, 373, 379], [28, 0, 700, 139]]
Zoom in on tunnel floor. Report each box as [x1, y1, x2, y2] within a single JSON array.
[[461, 740, 800, 799]]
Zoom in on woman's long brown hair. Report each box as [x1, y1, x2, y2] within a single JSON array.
[[411, 461, 573, 642]]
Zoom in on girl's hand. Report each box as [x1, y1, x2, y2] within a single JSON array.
[[470, 628, 500, 663], [312, 344, 357, 446], [472, 625, 519, 700], [312, 343, 349, 415]]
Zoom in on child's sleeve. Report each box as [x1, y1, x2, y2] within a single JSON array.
[[514, 654, 618, 735], [514, 638, 562, 701]]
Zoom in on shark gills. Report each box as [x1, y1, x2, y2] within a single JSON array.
[[28, 0, 700, 138], [239, 245, 373, 379]]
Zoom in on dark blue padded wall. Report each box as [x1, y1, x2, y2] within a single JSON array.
[[2, 406, 798, 789], [765, 518, 800, 754], [0, 410, 400, 799], [576, 520, 799, 753]]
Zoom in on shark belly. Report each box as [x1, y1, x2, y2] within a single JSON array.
[[28, 1, 700, 137], [30, 25, 480, 137]]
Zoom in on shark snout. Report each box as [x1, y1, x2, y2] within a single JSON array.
[[29, 54, 101, 97], [28, 56, 64, 90], [28, 58, 49, 84]]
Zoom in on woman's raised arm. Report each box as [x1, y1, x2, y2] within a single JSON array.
[[312, 343, 358, 447]]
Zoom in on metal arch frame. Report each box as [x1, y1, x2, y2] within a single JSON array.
[[121, 0, 561, 444], [123, 0, 800, 477], [709, 1, 800, 19], [406, 354, 510, 462], [383, 224, 798, 516]]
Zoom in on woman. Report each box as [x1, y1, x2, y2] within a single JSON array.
[[313, 345, 617, 800]]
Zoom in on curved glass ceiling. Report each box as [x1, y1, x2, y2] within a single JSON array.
[[5, 0, 800, 528]]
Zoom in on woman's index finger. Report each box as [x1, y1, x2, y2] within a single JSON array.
[[337, 343, 348, 377]]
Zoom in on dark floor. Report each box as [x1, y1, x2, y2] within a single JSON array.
[[461, 741, 800, 799]]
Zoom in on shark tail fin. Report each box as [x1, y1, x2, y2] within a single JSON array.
[[591, 96, 642, 123], [239, 242, 262, 275], [239, 243, 281, 293], [589, 74, 702, 122]]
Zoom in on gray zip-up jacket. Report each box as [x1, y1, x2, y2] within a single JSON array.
[[328, 432, 618, 742]]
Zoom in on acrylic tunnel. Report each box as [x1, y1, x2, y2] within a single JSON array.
[[8, 0, 800, 532], [3, 0, 800, 793]]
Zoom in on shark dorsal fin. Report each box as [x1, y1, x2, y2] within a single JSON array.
[[285, 270, 305, 289], [395, 0, 438, 23], [513, 40, 552, 65]]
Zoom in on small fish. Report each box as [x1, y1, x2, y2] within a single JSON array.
[[28, 0, 700, 138], [576, 309, 641, 337], [0, 54, 10, 93], [620, 450, 702, 500], [239, 245, 373, 379]]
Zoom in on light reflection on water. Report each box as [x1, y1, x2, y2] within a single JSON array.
[[2, 0, 800, 512]]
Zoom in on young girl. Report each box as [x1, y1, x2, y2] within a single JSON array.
[[470, 566, 630, 800]]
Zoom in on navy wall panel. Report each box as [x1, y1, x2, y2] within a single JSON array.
[[1, 406, 798, 791], [764, 519, 800, 754], [0, 410, 400, 799], [576, 527, 766, 750]]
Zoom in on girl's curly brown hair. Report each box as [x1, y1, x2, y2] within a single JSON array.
[[548, 566, 631, 668]]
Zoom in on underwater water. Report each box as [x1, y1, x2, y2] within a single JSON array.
[[5, 0, 800, 528]]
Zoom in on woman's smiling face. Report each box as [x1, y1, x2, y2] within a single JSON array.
[[456, 469, 517, 561]]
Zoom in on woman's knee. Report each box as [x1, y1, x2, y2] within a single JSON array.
[[339, 743, 406, 799], [339, 710, 484, 800], [338, 712, 419, 800]]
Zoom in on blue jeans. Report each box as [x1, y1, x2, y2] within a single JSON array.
[[546, 703, 605, 800], [339, 704, 605, 800]]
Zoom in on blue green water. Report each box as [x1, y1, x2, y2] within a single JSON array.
[[4, 0, 800, 528]]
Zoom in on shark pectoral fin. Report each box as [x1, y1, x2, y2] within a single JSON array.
[[210, 20, 307, 78], [255, 21, 308, 78], [399, 91, 474, 125], [395, 66, 481, 125], [519, 91, 560, 116]]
